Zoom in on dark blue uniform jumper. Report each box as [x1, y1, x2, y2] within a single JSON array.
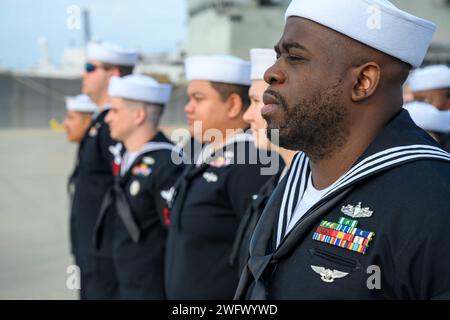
[[235, 110, 450, 300]]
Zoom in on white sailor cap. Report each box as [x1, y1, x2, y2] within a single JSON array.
[[285, 0, 436, 68], [86, 42, 139, 67], [108, 74, 172, 105], [185, 55, 251, 86], [250, 48, 277, 80], [408, 65, 450, 92], [404, 101, 450, 133], [65, 94, 97, 113]]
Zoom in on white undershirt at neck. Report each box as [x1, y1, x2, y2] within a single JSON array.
[[284, 173, 336, 236], [121, 151, 139, 176]]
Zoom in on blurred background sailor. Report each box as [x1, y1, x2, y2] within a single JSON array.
[[231, 48, 298, 274], [71, 41, 139, 299], [63, 94, 97, 143], [165, 54, 274, 299], [404, 101, 450, 150], [63, 94, 97, 238], [408, 64, 450, 111], [93, 74, 183, 299]]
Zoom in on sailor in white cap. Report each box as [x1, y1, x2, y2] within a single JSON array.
[[164, 55, 273, 299], [63, 94, 97, 143], [83, 42, 139, 109], [72, 42, 139, 299], [408, 64, 450, 111], [89, 75, 183, 299], [231, 48, 298, 274], [235, 0, 450, 300], [404, 101, 450, 149], [63, 94, 97, 270]]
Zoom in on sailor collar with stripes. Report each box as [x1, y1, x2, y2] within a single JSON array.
[[271, 110, 450, 249], [234, 110, 450, 300], [120, 138, 179, 176], [195, 132, 254, 166], [92, 104, 111, 121]]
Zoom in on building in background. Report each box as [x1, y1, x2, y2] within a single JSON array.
[[0, 0, 449, 128]]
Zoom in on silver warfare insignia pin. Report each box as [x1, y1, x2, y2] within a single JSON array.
[[311, 265, 349, 283], [203, 172, 218, 183], [341, 202, 373, 219]]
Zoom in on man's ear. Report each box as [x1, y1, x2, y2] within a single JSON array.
[[226, 93, 244, 119], [135, 107, 147, 125], [351, 62, 381, 102]]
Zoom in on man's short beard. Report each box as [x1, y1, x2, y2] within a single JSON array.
[[266, 83, 349, 162]]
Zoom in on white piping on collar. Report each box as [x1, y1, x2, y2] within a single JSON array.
[[226, 132, 254, 144], [195, 132, 254, 166], [286, 155, 307, 231], [276, 153, 300, 247], [323, 145, 450, 198], [328, 145, 447, 189], [276, 144, 450, 246], [276, 153, 308, 247], [120, 141, 176, 176]]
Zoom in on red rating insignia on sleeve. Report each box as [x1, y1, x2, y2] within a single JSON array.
[[112, 162, 120, 177], [163, 207, 170, 225]]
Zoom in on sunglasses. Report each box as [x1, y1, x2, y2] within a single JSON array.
[[85, 63, 107, 73]]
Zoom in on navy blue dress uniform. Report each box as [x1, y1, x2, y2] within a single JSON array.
[[443, 133, 450, 152], [65, 94, 98, 255], [165, 133, 276, 299], [233, 0, 450, 300], [230, 164, 285, 276], [70, 107, 122, 299], [235, 109, 450, 300], [73, 42, 138, 299], [94, 131, 184, 299], [228, 48, 292, 276]]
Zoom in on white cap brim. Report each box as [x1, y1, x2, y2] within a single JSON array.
[[65, 94, 97, 113], [250, 48, 277, 80], [408, 65, 450, 92], [185, 55, 251, 85], [108, 75, 172, 105], [87, 42, 139, 66], [285, 0, 436, 68]]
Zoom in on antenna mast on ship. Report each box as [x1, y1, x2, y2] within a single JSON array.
[[82, 8, 91, 45]]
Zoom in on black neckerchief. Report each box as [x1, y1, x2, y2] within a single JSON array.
[[69, 109, 110, 220], [229, 165, 285, 266], [170, 133, 254, 231], [93, 131, 178, 248]]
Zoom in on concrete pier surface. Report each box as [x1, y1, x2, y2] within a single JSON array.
[[0, 129, 78, 299]]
